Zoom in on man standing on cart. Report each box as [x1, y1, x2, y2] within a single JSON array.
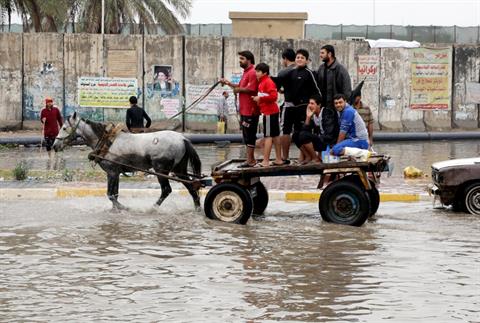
[[221, 51, 259, 168]]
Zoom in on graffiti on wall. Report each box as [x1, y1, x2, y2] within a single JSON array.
[[24, 62, 63, 120]]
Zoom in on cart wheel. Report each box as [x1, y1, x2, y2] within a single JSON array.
[[339, 175, 378, 217], [319, 180, 370, 226], [251, 182, 269, 215], [367, 180, 380, 217], [204, 183, 253, 224]]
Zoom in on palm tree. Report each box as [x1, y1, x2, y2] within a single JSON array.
[[78, 0, 191, 34], [0, 0, 69, 32], [0, 0, 192, 34]]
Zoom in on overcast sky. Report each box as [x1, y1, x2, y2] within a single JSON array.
[[182, 0, 478, 26]]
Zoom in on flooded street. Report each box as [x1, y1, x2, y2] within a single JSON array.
[[1, 197, 479, 322], [3, 139, 480, 177], [1, 140, 480, 321]]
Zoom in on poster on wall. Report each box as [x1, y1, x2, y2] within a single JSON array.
[[410, 48, 451, 110], [152, 65, 180, 98], [186, 84, 235, 115], [78, 77, 137, 108], [357, 55, 379, 82]]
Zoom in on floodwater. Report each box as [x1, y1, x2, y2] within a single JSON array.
[[1, 140, 480, 321], [0, 198, 479, 322], [2, 139, 480, 176]]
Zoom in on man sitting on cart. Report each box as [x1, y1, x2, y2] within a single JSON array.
[[332, 93, 370, 160], [293, 94, 338, 164]]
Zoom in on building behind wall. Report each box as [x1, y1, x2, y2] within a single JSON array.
[[229, 12, 308, 39]]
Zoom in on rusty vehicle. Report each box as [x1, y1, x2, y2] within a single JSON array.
[[430, 157, 480, 215]]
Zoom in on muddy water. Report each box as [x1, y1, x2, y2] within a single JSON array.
[[2, 140, 480, 177], [1, 197, 479, 322]]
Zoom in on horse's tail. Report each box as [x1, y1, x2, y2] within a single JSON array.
[[183, 139, 201, 177]]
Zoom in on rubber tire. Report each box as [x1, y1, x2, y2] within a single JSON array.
[[204, 183, 253, 224], [464, 183, 480, 215], [251, 182, 269, 215], [319, 180, 371, 226], [339, 175, 378, 217], [367, 181, 380, 217]]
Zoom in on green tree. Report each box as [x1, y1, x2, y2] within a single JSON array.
[[0, 0, 191, 34]]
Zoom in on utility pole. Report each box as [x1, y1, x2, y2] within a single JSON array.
[[101, 0, 105, 35], [373, 0, 376, 26]]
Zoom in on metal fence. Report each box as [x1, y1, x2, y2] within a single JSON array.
[[2, 23, 479, 43]]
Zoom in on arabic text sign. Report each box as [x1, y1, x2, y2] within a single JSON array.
[[186, 84, 235, 115], [410, 48, 451, 110], [357, 55, 379, 82], [78, 77, 138, 108]]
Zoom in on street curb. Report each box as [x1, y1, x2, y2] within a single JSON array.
[[1, 187, 432, 203]]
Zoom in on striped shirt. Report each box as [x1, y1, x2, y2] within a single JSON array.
[[355, 102, 374, 126]]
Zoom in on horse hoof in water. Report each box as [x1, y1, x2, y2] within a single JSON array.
[[112, 203, 129, 212]]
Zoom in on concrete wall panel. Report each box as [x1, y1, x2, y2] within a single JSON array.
[[184, 36, 222, 131], [422, 44, 453, 131], [378, 48, 410, 130], [452, 45, 480, 129], [64, 33, 104, 121], [144, 35, 183, 129], [23, 33, 64, 129], [351, 43, 381, 131], [103, 35, 143, 122], [0, 33, 22, 129]]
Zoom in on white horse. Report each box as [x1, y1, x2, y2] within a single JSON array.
[[53, 112, 202, 210]]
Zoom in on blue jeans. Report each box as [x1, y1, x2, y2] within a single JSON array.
[[332, 139, 369, 156]]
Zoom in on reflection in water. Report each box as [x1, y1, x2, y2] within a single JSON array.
[[1, 198, 478, 322], [2, 140, 480, 177]]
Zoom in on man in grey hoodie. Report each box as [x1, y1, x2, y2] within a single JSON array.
[[317, 45, 352, 110]]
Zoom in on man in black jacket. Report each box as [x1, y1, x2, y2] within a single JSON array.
[[317, 45, 352, 109], [274, 49, 321, 163], [293, 94, 339, 164], [126, 96, 151, 133]]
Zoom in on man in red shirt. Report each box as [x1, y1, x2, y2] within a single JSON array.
[[221, 50, 259, 168], [40, 97, 63, 156]]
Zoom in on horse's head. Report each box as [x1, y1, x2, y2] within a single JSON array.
[[53, 112, 82, 152]]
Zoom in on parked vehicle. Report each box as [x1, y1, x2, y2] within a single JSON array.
[[429, 157, 480, 215]]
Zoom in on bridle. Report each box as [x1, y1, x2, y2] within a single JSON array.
[[56, 117, 82, 145]]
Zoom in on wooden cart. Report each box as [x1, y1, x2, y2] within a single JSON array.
[[203, 155, 391, 226]]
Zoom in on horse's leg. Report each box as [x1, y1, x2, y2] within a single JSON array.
[[153, 160, 174, 207], [107, 173, 127, 210], [173, 159, 201, 210], [182, 182, 201, 211], [155, 176, 172, 207]]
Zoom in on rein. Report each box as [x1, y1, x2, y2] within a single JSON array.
[[167, 81, 221, 120]]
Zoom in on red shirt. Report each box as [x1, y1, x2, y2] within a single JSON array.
[[40, 106, 63, 137], [238, 64, 259, 116], [257, 75, 279, 115]]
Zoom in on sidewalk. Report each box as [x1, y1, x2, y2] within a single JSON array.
[[0, 175, 432, 202]]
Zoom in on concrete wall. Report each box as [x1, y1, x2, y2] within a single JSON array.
[[452, 45, 480, 129], [1, 33, 479, 133], [64, 33, 104, 121], [184, 36, 222, 132], [0, 33, 22, 129], [22, 33, 64, 129]]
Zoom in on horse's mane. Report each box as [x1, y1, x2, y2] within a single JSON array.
[[83, 118, 107, 138]]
